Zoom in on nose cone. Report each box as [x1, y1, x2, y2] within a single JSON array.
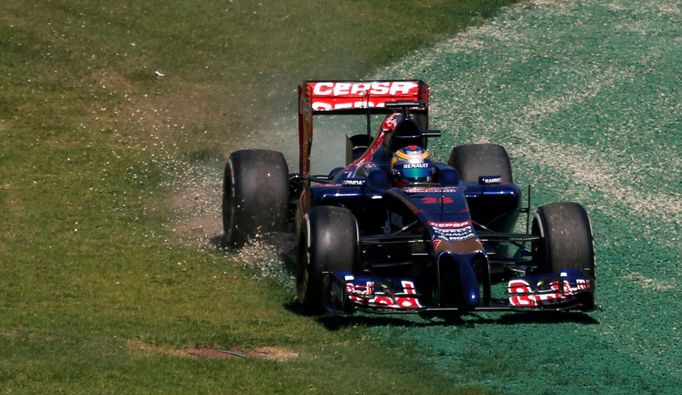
[[436, 251, 480, 310]]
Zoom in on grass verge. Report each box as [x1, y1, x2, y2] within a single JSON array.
[[370, 0, 681, 392], [1, 0, 516, 392]]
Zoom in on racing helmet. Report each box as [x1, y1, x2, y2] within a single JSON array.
[[391, 145, 433, 184]]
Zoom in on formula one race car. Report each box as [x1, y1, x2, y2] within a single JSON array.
[[222, 80, 596, 315]]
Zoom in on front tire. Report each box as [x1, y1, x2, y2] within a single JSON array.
[[297, 206, 359, 311], [532, 202, 596, 309], [222, 149, 289, 247]]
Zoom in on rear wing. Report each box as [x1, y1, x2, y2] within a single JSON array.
[[298, 80, 430, 175]]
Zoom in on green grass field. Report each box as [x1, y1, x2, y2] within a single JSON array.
[[2, 0, 680, 393], [372, 0, 681, 393], [1, 1, 516, 393]]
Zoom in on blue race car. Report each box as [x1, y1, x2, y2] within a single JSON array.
[[222, 80, 596, 315]]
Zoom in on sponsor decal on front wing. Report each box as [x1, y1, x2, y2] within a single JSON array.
[[346, 280, 422, 309], [507, 277, 592, 307]]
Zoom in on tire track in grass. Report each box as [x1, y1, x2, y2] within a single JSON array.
[[369, 0, 682, 392]]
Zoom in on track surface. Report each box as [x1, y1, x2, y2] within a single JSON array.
[[360, 0, 680, 393]]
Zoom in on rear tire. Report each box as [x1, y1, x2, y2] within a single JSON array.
[[297, 206, 359, 311], [532, 202, 596, 309], [346, 134, 373, 164], [222, 149, 289, 247], [449, 143, 517, 232], [448, 143, 513, 183]]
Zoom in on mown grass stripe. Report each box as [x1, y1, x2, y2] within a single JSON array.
[[379, 0, 681, 209], [379, 1, 681, 225], [370, 0, 682, 392]]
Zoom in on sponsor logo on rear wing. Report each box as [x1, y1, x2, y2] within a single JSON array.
[[297, 80, 429, 176], [302, 80, 429, 112]]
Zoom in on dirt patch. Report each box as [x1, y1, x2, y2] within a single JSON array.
[[189, 347, 299, 361], [234, 233, 297, 270], [1, 328, 20, 339], [127, 340, 298, 361], [531, 0, 561, 6], [250, 346, 300, 361], [163, 163, 223, 248], [84, 68, 245, 160], [90, 69, 137, 96], [622, 271, 675, 292], [127, 339, 188, 358], [129, 87, 230, 143], [158, 158, 296, 286], [185, 348, 236, 359]]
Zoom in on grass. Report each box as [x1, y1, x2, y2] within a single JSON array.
[[0, 0, 517, 392], [372, 0, 682, 392]]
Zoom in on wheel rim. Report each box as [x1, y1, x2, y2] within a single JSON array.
[[297, 244, 311, 302], [297, 216, 313, 303], [223, 159, 236, 243]]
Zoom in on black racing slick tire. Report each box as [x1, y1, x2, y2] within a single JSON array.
[[448, 143, 513, 184], [532, 202, 596, 309], [297, 206, 359, 311], [222, 149, 289, 247]]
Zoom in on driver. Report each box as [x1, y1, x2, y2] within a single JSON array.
[[390, 145, 434, 186]]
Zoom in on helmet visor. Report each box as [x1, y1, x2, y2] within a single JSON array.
[[400, 165, 431, 181]]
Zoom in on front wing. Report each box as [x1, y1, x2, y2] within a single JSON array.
[[325, 269, 595, 314]]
